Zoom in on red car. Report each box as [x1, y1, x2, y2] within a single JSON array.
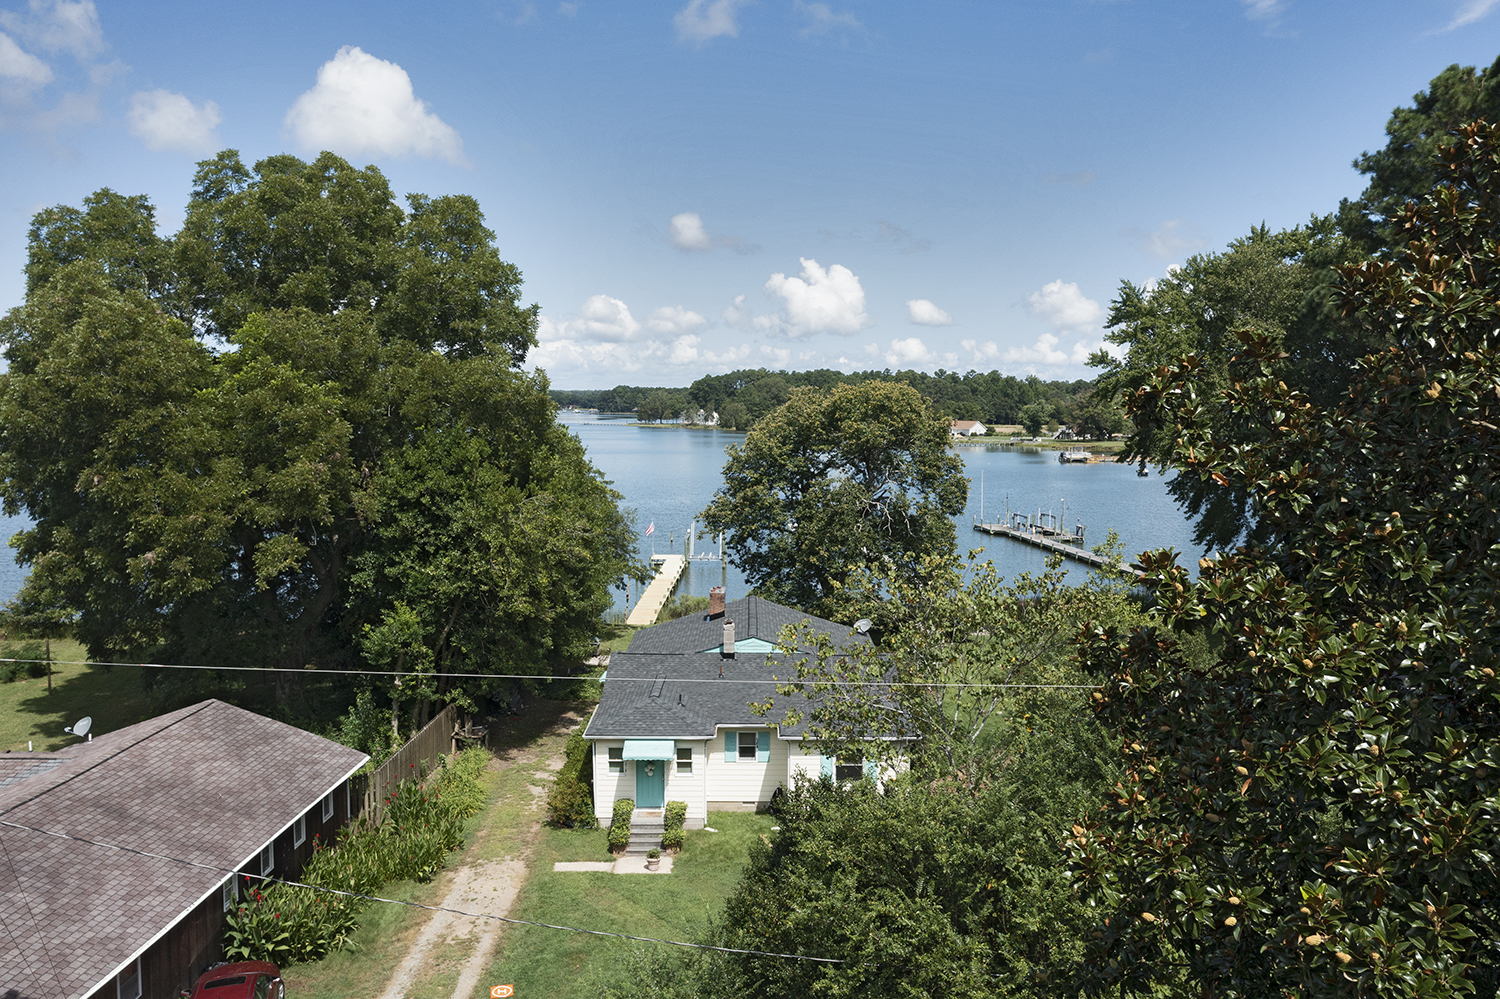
[[182, 961, 285, 999]]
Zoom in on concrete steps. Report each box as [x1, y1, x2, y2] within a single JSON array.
[[624, 810, 664, 855]]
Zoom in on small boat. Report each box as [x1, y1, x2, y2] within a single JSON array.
[[1058, 449, 1091, 463]]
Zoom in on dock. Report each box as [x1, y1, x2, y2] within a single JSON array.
[[626, 554, 686, 626], [973, 523, 1142, 577]]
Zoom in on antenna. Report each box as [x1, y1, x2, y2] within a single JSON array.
[[64, 716, 92, 741], [853, 619, 873, 635]]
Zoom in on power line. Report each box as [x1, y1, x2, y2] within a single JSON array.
[[0, 816, 846, 966], [0, 657, 1101, 691]]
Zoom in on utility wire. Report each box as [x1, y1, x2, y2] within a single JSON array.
[[0, 657, 1101, 691], [0, 816, 846, 966]]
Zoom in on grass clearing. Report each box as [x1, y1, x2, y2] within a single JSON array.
[[482, 811, 772, 997], [0, 641, 158, 752]]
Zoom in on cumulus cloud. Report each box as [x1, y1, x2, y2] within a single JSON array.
[[0, 0, 103, 59], [884, 336, 932, 366], [0, 30, 50, 87], [906, 298, 952, 327], [669, 211, 712, 250], [127, 89, 220, 152], [1439, 0, 1500, 29], [764, 257, 870, 336], [1026, 279, 1103, 332], [647, 305, 708, 334], [796, 0, 860, 36], [285, 46, 465, 164], [674, 0, 748, 43]]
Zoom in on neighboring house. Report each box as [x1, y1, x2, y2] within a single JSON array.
[[0, 699, 368, 999], [949, 420, 987, 438], [584, 590, 896, 828]]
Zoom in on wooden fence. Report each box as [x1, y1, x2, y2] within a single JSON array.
[[354, 704, 460, 824]]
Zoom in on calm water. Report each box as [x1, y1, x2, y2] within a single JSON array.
[[0, 415, 1203, 611], [561, 411, 1201, 612]]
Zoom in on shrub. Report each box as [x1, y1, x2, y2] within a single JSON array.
[[607, 797, 634, 853], [662, 800, 687, 851], [546, 730, 597, 828], [0, 641, 48, 682]]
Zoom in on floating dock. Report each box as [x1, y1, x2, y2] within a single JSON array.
[[626, 554, 686, 626], [973, 523, 1142, 577]]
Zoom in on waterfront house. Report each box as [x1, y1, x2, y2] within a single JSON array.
[[949, 419, 987, 438], [0, 699, 367, 999], [584, 590, 897, 828]]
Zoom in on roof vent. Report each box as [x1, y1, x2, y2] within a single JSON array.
[[722, 620, 735, 659], [650, 678, 665, 698]]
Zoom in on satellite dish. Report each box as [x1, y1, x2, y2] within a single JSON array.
[[853, 619, 873, 635], [65, 716, 92, 738]]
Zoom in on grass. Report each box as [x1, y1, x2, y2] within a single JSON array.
[[0, 640, 159, 752], [281, 700, 584, 999], [482, 811, 773, 997]]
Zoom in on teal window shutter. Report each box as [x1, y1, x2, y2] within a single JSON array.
[[724, 731, 735, 763], [819, 754, 833, 778], [864, 759, 878, 780], [756, 731, 770, 763]]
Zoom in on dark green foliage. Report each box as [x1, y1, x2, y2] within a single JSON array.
[[607, 797, 634, 853], [1071, 122, 1500, 997], [703, 381, 967, 617], [0, 640, 47, 682], [657, 594, 709, 622], [546, 730, 597, 829], [662, 800, 686, 851]]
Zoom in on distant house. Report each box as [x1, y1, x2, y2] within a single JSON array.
[[0, 699, 368, 999], [949, 420, 987, 438], [584, 590, 901, 831]]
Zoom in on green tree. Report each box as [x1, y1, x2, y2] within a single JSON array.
[[702, 381, 966, 616], [716, 399, 750, 430], [1018, 401, 1049, 436], [0, 150, 636, 728], [1070, 121, 1500, 998]]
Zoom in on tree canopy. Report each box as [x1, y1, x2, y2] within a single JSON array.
[[0, 150, 636, 730], [701, 381, 967, 616]]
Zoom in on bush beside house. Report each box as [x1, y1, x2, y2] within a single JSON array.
[[662, 801, 687, 852], [546, 730, 597, 828], [607, 798, 635, 854]]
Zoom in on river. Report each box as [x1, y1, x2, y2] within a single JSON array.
[[0, 412, 1203, 612]]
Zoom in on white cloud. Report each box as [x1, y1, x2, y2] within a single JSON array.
[[1002, 332, 1099, 367], [1440, 0, 1500, 29], [1241, 0, 1284, 21], [763, 257, 870, 336], [285, 46, 465, 164], [1144, 218, 1202, 259], [647, 305, 707, 334], [127, 89, 220, 152], [906, 298, 952, 326], [1026, 279, 1103, 332], [0, 0, 102, 59], [796, 0, 860, 36], [674, 0, 748, 43], [0, 30, 50, 86], [669, 211, 711, 250], [884, 336, 932, 366]]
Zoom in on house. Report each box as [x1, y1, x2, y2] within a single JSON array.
[[0, 699, 368, 999], [584, 589, 897, 830], [949, 420, 987, 438]]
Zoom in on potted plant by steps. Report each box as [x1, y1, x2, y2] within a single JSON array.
[[645, 848, 661, 871]]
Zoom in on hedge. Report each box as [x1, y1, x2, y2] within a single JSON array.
[[662, 800, 687, 851], [546, 730, 597, 828], [608, 797, 635, 853]]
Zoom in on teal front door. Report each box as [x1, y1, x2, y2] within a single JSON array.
[[635, 759, 665, 808]]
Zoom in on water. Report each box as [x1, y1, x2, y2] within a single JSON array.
[[560, 411, 1201, 612], [0, 511, 25, 608], [0, 415, 1204, 612]]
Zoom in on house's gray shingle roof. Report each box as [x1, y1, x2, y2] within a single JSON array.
[[624, 595, 865, 655], [0, 699, 368, 999]]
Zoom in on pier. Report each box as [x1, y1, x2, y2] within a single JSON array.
[[626, 554, 686, 626], [972, 522, 1143, 578]]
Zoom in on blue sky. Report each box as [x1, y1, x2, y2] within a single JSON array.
[[1, 1, 1497, 388]]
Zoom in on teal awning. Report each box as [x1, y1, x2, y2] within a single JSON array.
[[622, 739, 675, 760]]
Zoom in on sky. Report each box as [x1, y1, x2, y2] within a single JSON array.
[[1, 1, 1498, 389]]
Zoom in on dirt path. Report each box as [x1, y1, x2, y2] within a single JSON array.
[[377, 710, 578, 999]]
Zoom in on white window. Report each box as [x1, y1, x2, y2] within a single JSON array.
[[738, 731, 758, 761], [607, 747, 624, 774], [258, 842, 275, 876], [116, 958, 142, 999], [221, 876, 238, 912], [293, 815, 306, 847], [675, 747, 693, 774], [321, 793, 334, 822]]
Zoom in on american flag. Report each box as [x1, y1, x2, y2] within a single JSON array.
[[645, 522, 655, 537]]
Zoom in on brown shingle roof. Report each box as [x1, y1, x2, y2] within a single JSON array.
[[0, 700, 367, 999]]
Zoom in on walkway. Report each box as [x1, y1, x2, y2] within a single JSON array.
[[625, 554, 686, 626]]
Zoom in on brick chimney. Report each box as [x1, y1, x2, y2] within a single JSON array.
[[721, 619, 735, 659], [708, 585, 726, 619]]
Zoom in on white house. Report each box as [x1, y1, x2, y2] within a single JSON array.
[[584, 591, 896, 831], [949, 419, 987, 438]]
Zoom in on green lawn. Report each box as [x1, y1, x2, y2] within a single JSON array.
[[483, 811, 773, 997], [0, 641, 159, 752]]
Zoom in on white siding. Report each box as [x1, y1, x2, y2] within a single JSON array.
[[591, 738, 711, 826], [664, 741, 709, 828], [786, 742, 825, 783], [591, 739, 633, 823], [705, 727, 785, 807]]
